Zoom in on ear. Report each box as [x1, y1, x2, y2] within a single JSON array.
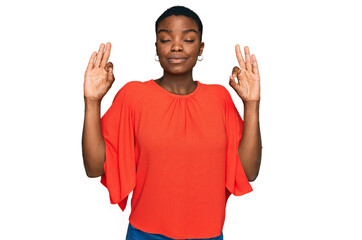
[[199, 42, 205, 56], [155, 42, 158, 55]]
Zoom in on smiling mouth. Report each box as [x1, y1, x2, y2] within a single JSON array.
[[168, 58, 188, 64]]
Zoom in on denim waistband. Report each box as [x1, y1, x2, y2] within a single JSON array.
[[126, 222, 223, 240]]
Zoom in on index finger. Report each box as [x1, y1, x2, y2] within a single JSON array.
[[252, 54, 259, 75], [235, 44, 246, 69], [86, 51, 97, 72], [100, 42, 112, 69]]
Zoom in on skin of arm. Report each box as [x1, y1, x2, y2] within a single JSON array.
[[238, 101, 262, 181], [82, 98, 106, 178], [82, 42, 114, 178], [229, 45, 262, 182]]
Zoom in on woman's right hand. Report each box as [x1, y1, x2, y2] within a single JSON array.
[[84, 42, 115, 101]]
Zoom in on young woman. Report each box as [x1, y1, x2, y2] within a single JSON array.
[[82, 6, 262, 240]]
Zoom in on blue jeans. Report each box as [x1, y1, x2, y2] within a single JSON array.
[[126, 222, 224, 240]]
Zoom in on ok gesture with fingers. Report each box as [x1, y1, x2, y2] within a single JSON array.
[[84, 42, 115, 101], [229, 45, 260, 103]]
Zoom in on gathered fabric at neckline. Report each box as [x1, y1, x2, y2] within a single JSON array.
[[150, 79, 201, 98]]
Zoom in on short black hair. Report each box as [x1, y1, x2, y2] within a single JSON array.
[[155, 6, 203, 41]]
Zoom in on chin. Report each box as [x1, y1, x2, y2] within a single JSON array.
[[164, 65, 195, 76]]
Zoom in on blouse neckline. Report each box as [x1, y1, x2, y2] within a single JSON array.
[[150, 79, 201, 98]]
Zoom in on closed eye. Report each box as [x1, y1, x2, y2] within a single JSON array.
[[184, 40, 195, 43]]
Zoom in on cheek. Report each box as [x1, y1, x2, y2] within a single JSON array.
[[156, 44, 165, 54], [158, 56, 169, 69], [188, 47, 201, 61], [189, 45, 201, 56], [157, 48, 168, 59]]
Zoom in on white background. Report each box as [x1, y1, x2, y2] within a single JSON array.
[[1, 0, 361, 239]]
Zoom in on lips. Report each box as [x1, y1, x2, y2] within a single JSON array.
[[167, 55, 188, 64]]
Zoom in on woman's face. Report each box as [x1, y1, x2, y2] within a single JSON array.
[[156, 15, 204, 76]]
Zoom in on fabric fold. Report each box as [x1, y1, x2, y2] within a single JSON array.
[[224, 90, 253, 200], [100, 83, 136, 211]]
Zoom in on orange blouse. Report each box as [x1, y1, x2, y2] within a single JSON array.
[[100, 79, 253, 239]]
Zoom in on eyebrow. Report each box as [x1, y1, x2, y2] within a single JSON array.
[[157, 29, 198, 34]]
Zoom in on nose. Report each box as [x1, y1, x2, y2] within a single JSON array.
[[171, 39, 183, 52]]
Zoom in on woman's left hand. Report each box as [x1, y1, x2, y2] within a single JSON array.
[[229, 45, 260, 103]]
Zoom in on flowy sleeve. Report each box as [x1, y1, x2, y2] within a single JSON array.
[[99, 83, 136, 211], [224, 90, 253, 200]]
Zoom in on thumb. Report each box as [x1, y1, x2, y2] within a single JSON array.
[[107, 63, 115, 82], [106, 62, 114, 71]]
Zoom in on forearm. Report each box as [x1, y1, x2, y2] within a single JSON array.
[[238, 101, 262, 181], [82, 98, 106, 177]]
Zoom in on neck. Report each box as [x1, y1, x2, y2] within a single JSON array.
[[157, 71, 197, 95]]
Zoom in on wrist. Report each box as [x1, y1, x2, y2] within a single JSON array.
[[84, 96, 102, 104], [84, 97, 102, 111], [243, 100, 260, 109]]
